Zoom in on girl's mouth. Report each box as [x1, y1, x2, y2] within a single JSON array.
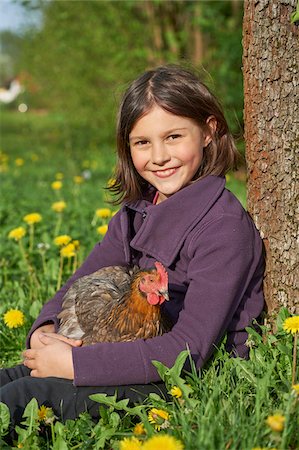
[[153, 167, 178, 178]]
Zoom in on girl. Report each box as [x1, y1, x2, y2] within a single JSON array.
[[0, 65, 264, 431]]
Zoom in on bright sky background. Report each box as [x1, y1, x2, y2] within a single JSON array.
[[0, 0, 41, 32]]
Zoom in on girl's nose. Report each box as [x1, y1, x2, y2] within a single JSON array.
[[151, 143, 171, 166]]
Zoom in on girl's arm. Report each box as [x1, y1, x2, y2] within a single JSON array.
[[26, 212, 127, 348], [71, 213, 264, 386]]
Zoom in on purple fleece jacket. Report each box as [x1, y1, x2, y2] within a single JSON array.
[[27, 176, 264, 386]]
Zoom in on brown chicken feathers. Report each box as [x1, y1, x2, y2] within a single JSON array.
[[57, 262, 172, 345]]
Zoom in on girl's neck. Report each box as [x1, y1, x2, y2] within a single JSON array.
[[153, 191, 160, 205]]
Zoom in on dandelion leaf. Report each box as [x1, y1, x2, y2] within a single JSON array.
[[52, 436, 68, 450], [0, 402, 10, 436], [89, 392, 129, 410], [276, 307, 290, 331], [152, 349, 190, 381], [89, 392, 142, 415], [22, 398, 39, 421]]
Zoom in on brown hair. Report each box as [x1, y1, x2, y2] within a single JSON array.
[[110, 64, 239, 204]]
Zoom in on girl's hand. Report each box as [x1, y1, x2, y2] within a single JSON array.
[[30, 324, 56, 349], [30, 325, 82, 349], [23, 334, 75, 379]]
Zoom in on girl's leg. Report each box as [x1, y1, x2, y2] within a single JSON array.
[[0, 373, 168, 439], [0, 364, 31, 386]]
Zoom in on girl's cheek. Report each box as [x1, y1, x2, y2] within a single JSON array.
[[131, 152, 147, 171]]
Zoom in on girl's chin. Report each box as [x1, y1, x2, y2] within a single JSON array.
[[155, 185, 186, 201]]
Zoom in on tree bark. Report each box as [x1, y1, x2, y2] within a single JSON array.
[[243, 0, 299, 314], [191, 1, 204, 63], [144, 1, 164, 65]]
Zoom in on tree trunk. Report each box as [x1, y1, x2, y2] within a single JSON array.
[[191, 2, 204, 64], [144, 1, 164, 65], [243, 0, 299, 315]]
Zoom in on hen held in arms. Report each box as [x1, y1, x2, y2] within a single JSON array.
[[57, 262, 172, 345]]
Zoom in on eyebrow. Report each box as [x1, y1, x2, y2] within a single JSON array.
[[129, 127, 188, 142]]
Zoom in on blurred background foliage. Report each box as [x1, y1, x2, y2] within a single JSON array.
[[1, 0, 244, 152]]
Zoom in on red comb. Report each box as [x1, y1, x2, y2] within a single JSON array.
[[154, 261, 168, 285]]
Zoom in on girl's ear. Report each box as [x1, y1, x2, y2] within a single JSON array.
[[203, 116, 217, 147]]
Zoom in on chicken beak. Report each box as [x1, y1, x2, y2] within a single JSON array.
[[159, 290, 169, 301]]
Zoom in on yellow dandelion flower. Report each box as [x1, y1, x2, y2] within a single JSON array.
[[54, 235, 72, 246], [148, 408, 170, 431], [8, 226, 26, 241], [252, 448, 278, 450], [107, 178, 116, 188], [51, 180, 62, 190], [292, 384, 299, 395], [0, 163, 8, 173], [133, 422, 146, 436], [73, 239, 80, 250], [283, 316, 299, 334], [82, 160, 90, 168], [142, 434, 184, 450], [3, 309, 25, 329], [0, 152, 9, 172], [17, 443, 24, 448], [60, 243, 76, 258], [55, 172, 64, 180], [23, 213, 42, 225], [265, 414, 285, 432], [119, 437, 142, 450], [38, 405, 55, 424], [96, 208, 112, 219], [73, 175, 84, 184], [30, 153, 39, 162], [51, 201, 67, 213], [38, 405, 49, 421], [97, 224, 108, 236], [0, 151, 8, 163], [170, 386, 183, 399], [15, 158, 24, 166]]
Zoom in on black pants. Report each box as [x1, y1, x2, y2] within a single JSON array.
[[0, 365, 168, 438]]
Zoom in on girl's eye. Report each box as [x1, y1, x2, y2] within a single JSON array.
[[167, 134, 181, 141], [135, 140, 149, 147]]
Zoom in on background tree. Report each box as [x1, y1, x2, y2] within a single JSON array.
[[0, 31, 23, 83], [243, 0, 299, 315], [13, 0, 243, 148]]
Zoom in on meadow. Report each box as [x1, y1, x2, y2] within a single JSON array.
[[0, 110, 298, 449]]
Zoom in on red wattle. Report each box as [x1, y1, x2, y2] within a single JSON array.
[[147, 293, 160, 305]]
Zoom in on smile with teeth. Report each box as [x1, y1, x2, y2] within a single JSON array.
[[153, 167, 179, 178]]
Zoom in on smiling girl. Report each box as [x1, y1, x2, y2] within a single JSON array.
[[1, 65, 264, 434]]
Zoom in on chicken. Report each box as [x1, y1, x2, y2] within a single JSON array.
[[57, 262, 171, 345]]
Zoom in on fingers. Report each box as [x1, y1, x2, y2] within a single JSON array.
[[40, 332, 82, 347], [23, 349, 37, 370], [23, 349, 35, 360], [30, 369, 39, 377], [23, 358, 35, 370], [68, 338, 83, 347]]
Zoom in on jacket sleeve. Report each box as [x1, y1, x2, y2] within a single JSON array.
[[72, 213, 264, 386], [26, 211, 127, 347]]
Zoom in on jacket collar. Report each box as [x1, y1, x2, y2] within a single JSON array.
[[125, 176, 226, 267]]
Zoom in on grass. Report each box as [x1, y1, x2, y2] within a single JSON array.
[[0, 109, 298, 449]]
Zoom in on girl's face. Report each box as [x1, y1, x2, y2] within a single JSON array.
[[129, 105, 212, 203]]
